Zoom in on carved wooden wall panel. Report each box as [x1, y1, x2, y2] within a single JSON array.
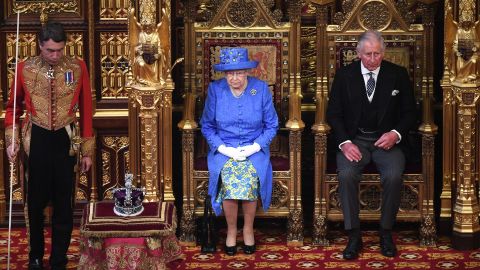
[[99, 31, 130, 99]]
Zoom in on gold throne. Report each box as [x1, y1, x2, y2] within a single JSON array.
[[310, 0, 437, 246], [178, 0, 305, 246]]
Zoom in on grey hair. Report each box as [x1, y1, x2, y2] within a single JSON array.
[[356, 30, 385, 52]]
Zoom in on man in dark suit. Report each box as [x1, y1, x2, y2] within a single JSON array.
[[326, 30, 416, 260]]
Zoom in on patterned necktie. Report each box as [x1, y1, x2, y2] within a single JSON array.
[[366, 72, 375, 97]]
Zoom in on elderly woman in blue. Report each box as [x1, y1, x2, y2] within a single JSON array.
[[200, 47, 278, 256]]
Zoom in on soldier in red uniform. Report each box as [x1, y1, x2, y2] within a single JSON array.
[[4, 22, 94, 270]]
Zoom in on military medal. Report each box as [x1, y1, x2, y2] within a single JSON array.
[[65, 69, 74, 86], [47, 66, 54, 79]]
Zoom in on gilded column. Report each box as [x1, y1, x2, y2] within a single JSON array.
[[309, 0, 334, 246], [127, 0, 178, 202], [177, 0, 198, 244], [442, 0, 480, 249], [452, 82, 480, 248], [440, 0, 456, 231], [417, 0, 438, 247], [286, 0, 305, 247]]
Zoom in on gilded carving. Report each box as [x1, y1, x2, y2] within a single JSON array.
[[103, 136, 129, 151], [312, 214, 329, 246], [287, 208, 304, 244], [128, 0, 171, 87], [182, 131, 195, 152], [179, 208, 196, 243], [289, 131, 302, 152], [6, 33, 37, 88], [99, 0, 129, 20], [13, 190, 22, 202], [79, 173, 88, 186], [420, 214, 437, 246], [422, 134, 435, 157], [398, 184, 420, 211], [358, 1, 391, 31], [13, 0, 79, 15], [444, 1, 480, 83], [196, 181, 208, 204], [227, 0, 258, 28], [100, 32, 130, 98], [76, 190, 86, 200], [328, 181, 420, 212], [101, 151, 111, 187], [314, 134, 327, 155], [65, 33, 84, 59], [270, 180, 289, 208], [359, 185, 381, 211], [300, 27, 317, 103]]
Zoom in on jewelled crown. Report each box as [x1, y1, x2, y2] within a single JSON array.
[[113, 174, 145, 217]]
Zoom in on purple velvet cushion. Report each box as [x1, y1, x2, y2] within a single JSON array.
[[113, 190, 144, 206], [80, 201, 176, 238]]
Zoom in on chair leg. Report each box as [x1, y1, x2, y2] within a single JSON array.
[[287, 208, 303, 246], [419, 214, 437, 247], [179, 208, 196, 244], [312, 213, 329, 246]]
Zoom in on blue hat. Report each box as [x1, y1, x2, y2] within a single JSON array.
[[213, 47, 258, 72]]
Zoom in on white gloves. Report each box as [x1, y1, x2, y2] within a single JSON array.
[[238, 143, 261, 158], [217, 143, 261, 161], [218, 145, 246, 161]]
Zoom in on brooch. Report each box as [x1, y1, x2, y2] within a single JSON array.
[[250, 89, 257, 95], [64, 69, 74, 86]]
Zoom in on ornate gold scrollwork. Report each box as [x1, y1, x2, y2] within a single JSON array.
[[312, 214, 329, 246], [270, 181, 289, 208], [287, 208, 304, 245], [358, 1, 391, 31], [13, 0, 80, 24], [179, 208, 196, 243], [226, 0, 258, 28]]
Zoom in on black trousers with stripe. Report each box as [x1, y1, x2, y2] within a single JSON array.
[[27, 123, 76, 267]]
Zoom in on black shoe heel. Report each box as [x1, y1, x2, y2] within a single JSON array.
[[225, 245, 237, 256], [243, 244, 256, 254]]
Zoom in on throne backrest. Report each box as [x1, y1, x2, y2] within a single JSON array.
[[324, 1, 428, 167], [191, 1, 292, 160]]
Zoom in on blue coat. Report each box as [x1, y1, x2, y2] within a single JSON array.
[[200, 77, 279, 215]]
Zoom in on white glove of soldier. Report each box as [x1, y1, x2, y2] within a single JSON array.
[[238, 143, 261, 158], [218, 145, 246, 161]]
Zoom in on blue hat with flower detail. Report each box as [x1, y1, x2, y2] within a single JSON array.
[[213, 47, 258, 72]]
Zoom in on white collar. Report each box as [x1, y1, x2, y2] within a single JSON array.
[[360, 62, 381, 76]]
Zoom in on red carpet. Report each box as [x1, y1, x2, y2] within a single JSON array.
[[1, 225, 480, 269]]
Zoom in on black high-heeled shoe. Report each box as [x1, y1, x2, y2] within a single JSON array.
[[225, 245, 237, 256], [243, 243, 256, 254]]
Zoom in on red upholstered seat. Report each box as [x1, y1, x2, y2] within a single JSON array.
[[194, 156, 290, 171]]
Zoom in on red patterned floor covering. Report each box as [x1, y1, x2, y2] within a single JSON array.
[[1, 225, 480, 270]]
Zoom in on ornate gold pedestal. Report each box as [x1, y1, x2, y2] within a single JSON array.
[[128, 82, 175, 202], [451, 82, 480, 249]]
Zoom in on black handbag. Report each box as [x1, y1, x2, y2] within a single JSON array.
[[200, 195, 217, 253]]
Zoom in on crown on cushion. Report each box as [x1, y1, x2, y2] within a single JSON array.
[[113, 174, 145, 216]]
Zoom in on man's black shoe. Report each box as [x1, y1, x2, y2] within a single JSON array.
[[380, 234, 397, 257], [342, 236, 363, 260], [28, 258, 44, 270]]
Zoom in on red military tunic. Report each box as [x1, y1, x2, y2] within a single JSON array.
[[4, 56, 94, 157]]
